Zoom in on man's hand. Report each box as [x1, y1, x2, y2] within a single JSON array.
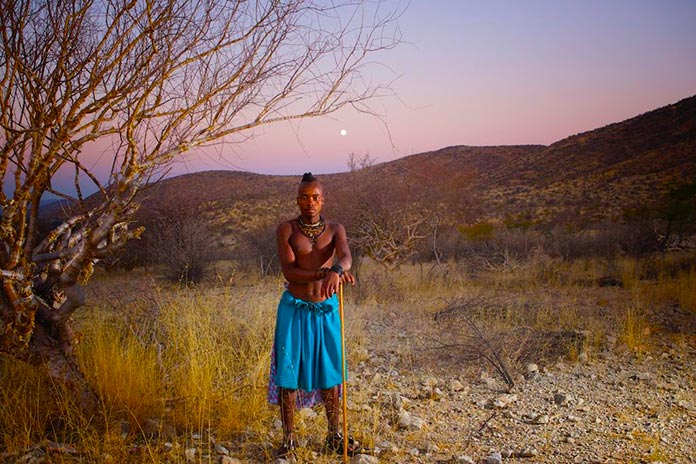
[[340, 270, 356, 286], [320, 270, 341, 299], [320, 269, 356, 299]]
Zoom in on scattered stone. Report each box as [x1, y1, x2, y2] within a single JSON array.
[[351, 454, 379, 464], [422, 376, 439, 387], [185, 448, 197, 463], [449, 379, 465, 392], [354, 347, 369, 360], [495, 393, 518, 408], [409, 448, 420, 456], [578, 351, 589, 364], [525, 363, 540, 379], [534, 414, 550, 425], [486, 451, 503, 464], [455, 456, 476, 464], [567, 415, 581, 422], [516, 447, 538, 458], [219, 457, 242, 464], [397, 410, 426, 430], [554, 392, 571, 406]]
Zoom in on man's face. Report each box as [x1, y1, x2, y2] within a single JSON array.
[[296, 182, 324, 219]]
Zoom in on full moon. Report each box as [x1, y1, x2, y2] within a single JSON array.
[[340, 129, 348, 136]]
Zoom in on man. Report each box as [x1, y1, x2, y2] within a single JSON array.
[[268, 172, 361, 459]]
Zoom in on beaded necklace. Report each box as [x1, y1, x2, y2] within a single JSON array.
[[297, 215, 326, 243]]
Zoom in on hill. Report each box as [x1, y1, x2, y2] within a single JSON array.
[[130, 94, 695, 234]]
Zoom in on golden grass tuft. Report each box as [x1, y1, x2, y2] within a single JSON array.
[[79, 312, 165, 431], [0, 358, 52, 452]]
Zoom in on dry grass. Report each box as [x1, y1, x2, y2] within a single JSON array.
[[0, 251, 694, 462]]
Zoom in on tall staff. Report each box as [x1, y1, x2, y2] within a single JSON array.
[[338, 282, 349, 463]]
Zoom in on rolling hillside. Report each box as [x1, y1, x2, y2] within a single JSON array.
[[133, 95, 696, 233]]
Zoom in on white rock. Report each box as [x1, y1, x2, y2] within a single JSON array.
[[409, 448, 420, 456], [456, 456, 476, 464], [397, 410, 412, 429], [449, 379, 465, 391], [422, 376, 439, 387], [215, 444, 230, 455], [219, 457, 242, 464], [397, 410, 426, 430], [351, 454, 379, 464], [486, 451, 503, 464], [535, 414, 550, 424], [497, 393, 518, 408], [185, 448, 197, 463], [525, 363, 539, 379]]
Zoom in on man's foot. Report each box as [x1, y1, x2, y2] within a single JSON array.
[[325, 432, 368, 456], [275, 439, 297, 460]]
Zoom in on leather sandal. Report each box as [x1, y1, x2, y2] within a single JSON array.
[[325, 432, 368, 456], [275, 438, 297, 459]]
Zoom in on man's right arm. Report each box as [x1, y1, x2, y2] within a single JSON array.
[[277, 222, 319, 283]]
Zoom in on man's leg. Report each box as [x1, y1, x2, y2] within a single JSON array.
[[278, 387, 297, 455], [320, 386, 340, 433]]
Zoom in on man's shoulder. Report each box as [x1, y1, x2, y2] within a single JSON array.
[[277, 219, 297, 233], [326, 220, 345, 232]]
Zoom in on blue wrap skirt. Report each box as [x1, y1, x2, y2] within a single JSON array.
[[267, 291, 345, 407]]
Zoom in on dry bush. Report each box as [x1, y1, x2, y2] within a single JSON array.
[[143, 202, 219, 284], [237, 222, 281, 277]]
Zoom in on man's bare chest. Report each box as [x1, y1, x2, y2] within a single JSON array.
[[290, 231, 334, 260]]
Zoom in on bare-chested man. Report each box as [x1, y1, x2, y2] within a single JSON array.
[[268, 172, 362, 459]]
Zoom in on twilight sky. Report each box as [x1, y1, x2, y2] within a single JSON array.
[[90, 1, 696, 185]]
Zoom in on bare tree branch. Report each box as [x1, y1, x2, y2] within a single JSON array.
[[0, 0, 403, 412]]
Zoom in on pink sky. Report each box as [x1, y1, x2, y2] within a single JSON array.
[[67, 1, 696, 190]]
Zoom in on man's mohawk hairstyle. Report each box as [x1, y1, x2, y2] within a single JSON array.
[[301, 172, 317, 183]]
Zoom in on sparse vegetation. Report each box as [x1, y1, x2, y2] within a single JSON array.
[[1, 249, 694, 462]]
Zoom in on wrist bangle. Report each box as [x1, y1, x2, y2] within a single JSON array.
[[329, 264, 344, 277]]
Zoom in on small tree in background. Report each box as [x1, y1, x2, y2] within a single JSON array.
[[145, 202, 217, 284], [0, 0, 401, 412], [340, 153, 430, 271]]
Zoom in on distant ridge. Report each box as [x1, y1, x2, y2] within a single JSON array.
[[101, 94, 696, 231]]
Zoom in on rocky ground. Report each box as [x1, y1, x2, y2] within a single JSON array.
[[329, 305, 696, 464], [5, 282, 695, 464]]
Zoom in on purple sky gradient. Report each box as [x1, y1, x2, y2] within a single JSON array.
[[69, 1, 696, 190]]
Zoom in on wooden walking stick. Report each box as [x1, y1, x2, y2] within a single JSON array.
[[338, 282, 349, 463]]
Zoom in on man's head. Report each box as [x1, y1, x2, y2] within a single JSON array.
[[297, 172, 324, 221]]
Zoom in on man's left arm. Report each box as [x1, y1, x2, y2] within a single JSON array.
[[333, 223, 352, 273], [320, 223, 355, 298]]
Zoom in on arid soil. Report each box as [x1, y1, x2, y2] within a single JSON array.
[[338, 301, 696, 464]]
